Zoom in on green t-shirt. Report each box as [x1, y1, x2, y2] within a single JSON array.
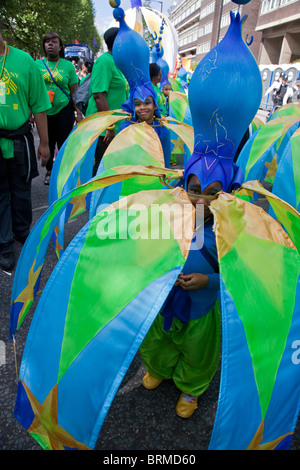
[[0, 45, 51, 159], [86, 52, 128, 118], [36, 57, 78, 116], [153, 83, 167, 116]]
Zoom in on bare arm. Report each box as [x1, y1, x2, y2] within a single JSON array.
[[70, 83, 84, 122], [33, 111, 50, 167], [93, 91, 110, 111], [93, 92, 115, 144]]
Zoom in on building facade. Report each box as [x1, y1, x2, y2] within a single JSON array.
[[168, 0, 300, 66]]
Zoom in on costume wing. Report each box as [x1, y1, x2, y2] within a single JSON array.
[[209, 182, 300, 449], [49, 115, 191, 255], [9, 166, 182, 339], [168, 90, 192, 125], [237, 115, 300, 183], [169, 77, 186, 93], [48, 111, 129, 205], [13, 185, 194, 450], [88, 119, 192, 219], [168, 90, 193, 167], [268, 102, 300, 121], [250, 116, 264, 134], [270, 127, 300, 215], [88, 122, 176, 219], [162, 116, 194, 156]]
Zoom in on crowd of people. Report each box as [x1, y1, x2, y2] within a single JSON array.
[[0, 15, 299, 430]]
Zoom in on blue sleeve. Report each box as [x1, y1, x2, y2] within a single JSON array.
[[118, 120, 131, 133], [207, 273, 220, 290]]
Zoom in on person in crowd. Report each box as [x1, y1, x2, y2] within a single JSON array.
[[161, 82, 171, 100], [0, 25, 51, 271], [85, 27, 128, 176], [36, 32, 82, 185], [78, 60, 93, 83], [150, 63, 167, 116], [265, 72, 294, 111]]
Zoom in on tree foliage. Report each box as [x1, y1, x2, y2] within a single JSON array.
[[0, 0, 102, 57]]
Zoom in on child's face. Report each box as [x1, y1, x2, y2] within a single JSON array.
[[187, 175, 222, 217], [134, 96, 157, 124], [162, 84, 171, 97]]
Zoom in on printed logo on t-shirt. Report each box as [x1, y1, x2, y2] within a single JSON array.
[[0, 69, 18, 101], [43, 69, 63, 85]]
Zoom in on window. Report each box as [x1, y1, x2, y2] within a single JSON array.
[[220, 10, 237, 28], [280, 0, 298, 5], [198, 21, 212, 37], [261, 0, 279, 13], [220, 12, 230, 28], [200, 1, 215, 19], [197, 41, 211, 54]]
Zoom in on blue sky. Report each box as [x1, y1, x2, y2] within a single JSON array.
[[93, 0, 176, 35]]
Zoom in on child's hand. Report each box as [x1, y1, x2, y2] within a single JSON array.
[[179, 273, 209, 290], [174, 274, 182, 286]]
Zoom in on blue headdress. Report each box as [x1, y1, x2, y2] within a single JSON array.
[[177, 57, 188, 89], [111, 5, 160, 118], [148, 19, 171, 90], [184, 11, 262, 193]]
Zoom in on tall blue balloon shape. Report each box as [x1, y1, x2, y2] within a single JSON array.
[[186, 11, 262, 192], [112, 6, 158, 115], [158, 56, 170, 87]]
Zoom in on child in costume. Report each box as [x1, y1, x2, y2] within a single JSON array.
[[140, 153, 243, 418], [112, 6, 171, 168], [119, 93, 171, 168], [111, 2, 260, 419]]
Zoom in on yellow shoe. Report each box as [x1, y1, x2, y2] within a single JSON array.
[[176, 393, 198, 418], [142, 372, 163, 390]]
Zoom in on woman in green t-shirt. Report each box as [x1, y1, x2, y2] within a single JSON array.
[[37, 33, 83, 185]]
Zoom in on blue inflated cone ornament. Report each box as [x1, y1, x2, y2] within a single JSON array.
[[186, 11, 262, 192], [112, 6, 159, 116]]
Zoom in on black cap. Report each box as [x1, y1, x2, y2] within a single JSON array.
[[280, 72, 288, 80]]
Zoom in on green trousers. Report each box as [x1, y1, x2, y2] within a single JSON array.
[[140, 303, 220, 396]]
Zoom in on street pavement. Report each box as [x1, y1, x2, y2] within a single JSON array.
[[0, 128, 299, 451]]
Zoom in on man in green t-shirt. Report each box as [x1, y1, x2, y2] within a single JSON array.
[[0, 27, 51, 271], [85, 28, 128, 176]]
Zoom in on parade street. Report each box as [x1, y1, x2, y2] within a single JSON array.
[[0, 123, 299, 451]]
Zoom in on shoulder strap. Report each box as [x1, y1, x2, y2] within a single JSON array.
[[42, 59, 73, 104]]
